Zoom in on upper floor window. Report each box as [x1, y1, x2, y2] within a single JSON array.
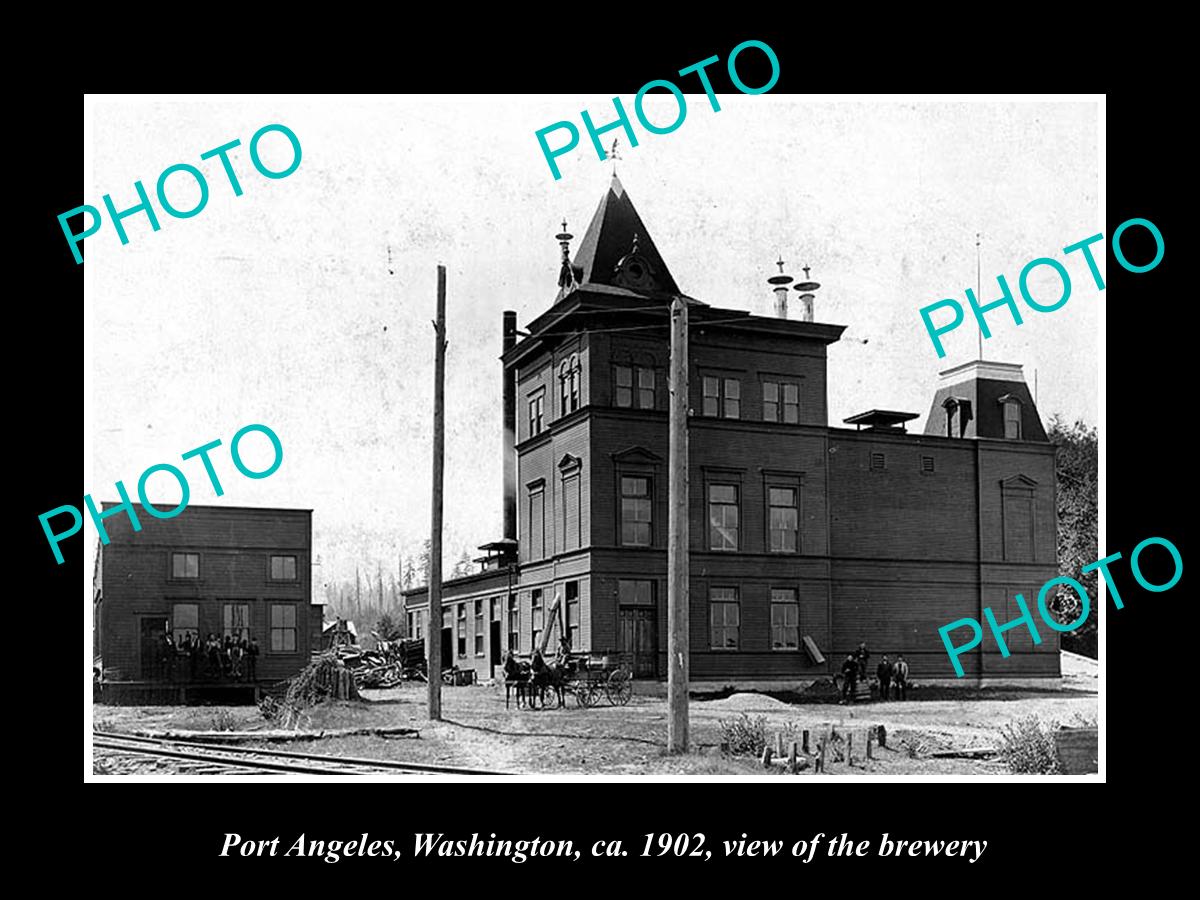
[[171, 552, 199, 579], [614, 365, 655, 410], [708, 483, 740, 551], [1001, 396, 1022, 440], [620, 475, 652, 546], [702, 376, 741, 419], [767, 486, 799, 552], [559, 354, 581, 415], [528, 390, 545, 437], [763, 380, 799, 423], [270, 554, 298, 581]]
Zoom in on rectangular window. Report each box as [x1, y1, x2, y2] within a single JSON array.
[[222, 603, 251, 641], [507, 596, 519, 653], [491, 597, 501, 621], [563, 472, 580, 552], [618, 579, 654, 605], [921, 455, 935, 475], [1004, 401, 1022, 440], [531, 589, 544, 652], [528, 391, 545, 436], [763, 380, 798, 423], [770, 589, 799, 650], [474, 599, 485, 655], [620, 475, 652, 546], [724, 378, 740, 418], [407, 612, 415, 637], [457, 604, 467, 657], [171, 552, 199, 579], [269, 604, 297, 653], [709, 588, 740, 650], [708, 483, 740, 551], [528, 484, 545, 560], [702, 376, 720, 417], [565, 581, 580, 650], [768, 486, 799, 552], [414, 610, 425, 642], [702, 376, 741, 418], [763, 380, 779, 422], [870, 452, 886, 471], [172, 603, 198, 645], [637, 366, 655, 409], [615, 365, 633, 408], [270, 554, 297, 581]]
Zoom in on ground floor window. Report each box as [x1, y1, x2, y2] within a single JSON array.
[[565, 581, 580, 649], [172, 603, 198, 646], [223, 603, 251, 642], [709, 588, 740, 649], [770, 588, 799, 650], [474, 600, 485, 655], [270, 604, 297, 652], [457, 604, 467, 657]]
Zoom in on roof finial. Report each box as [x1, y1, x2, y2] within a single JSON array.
[[802, 264, 811, 280], [776, 255, 786, 275], [555, 219, 575, 291], [608, 138, 621, 175]]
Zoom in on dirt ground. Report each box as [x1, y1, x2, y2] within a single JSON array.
[[92, 653, 1097, 776]]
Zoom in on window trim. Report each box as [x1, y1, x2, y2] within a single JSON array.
[[708, 586, 740, 651]]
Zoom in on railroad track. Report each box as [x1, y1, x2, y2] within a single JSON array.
[[92, 731, 501, 776]]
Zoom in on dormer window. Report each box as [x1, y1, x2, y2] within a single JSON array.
[[999, 394, 1023, 440], [942, 396, 972, 438]]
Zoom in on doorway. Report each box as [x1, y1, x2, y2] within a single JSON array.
[[618, 606, 657, 677], [140, 617, 168, 679], [441, 627, 453, 674], [490, 621, 501, 669]]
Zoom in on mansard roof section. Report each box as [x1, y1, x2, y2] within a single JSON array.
[[568, 173, 680, 297]]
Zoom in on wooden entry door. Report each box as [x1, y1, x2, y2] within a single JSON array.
[[140, 617, 167, 679], [618, 606, 657, 677]]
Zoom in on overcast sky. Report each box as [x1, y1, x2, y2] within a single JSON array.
[[84, 95, 1101, 596]]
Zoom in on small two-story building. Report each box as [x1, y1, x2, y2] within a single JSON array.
[[93, 504, 321, 703]]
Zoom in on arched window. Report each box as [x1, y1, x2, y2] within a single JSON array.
[[569, 354, 581, 412]]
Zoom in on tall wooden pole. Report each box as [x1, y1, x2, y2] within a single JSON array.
[[427, 265, 447, 720], [667, 295, 690, 752]]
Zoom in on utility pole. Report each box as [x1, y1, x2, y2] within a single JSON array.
[[428, 265, 447, 720], [667, 295, 690, 752]]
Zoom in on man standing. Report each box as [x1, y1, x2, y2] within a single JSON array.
[[840, 653, 858, 704], [246, 636, 260, 683], [893, 654, 909, 700], [876, 655, 891, 702], [855, 641, 871, 683]]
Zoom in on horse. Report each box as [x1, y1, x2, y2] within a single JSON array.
[[504, 660, 531, 709]]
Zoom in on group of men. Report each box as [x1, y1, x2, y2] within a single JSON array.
[[160, 631, 260, 683], [839, 642, 909, 704]]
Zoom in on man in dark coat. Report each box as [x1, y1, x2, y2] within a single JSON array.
[[876, 655, 891, 702], [840, 653, 858, 704], [855, 641, 871, 682], [246, 637, 260, 683]]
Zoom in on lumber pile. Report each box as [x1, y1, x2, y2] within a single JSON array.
[[333, 638, 426, 688]]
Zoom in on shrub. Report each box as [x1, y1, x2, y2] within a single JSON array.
[[719, 713, 769, 757], [998, 716, 1060, 774], [211, 709, 237, 732]]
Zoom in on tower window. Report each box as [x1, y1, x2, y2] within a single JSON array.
[[870, 452, 886, 471], [1001, 396, 1023, 440]]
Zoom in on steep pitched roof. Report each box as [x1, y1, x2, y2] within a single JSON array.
[[569, 173, 680, 295]]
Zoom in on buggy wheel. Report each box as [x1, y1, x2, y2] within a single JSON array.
[[606, 670, 633, 706], [576, 684, 597, 708]]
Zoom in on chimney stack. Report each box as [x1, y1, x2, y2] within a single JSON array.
[[794, 265, 820, 323], [767, 256, 794, 319], [502, 311, 517, 541]]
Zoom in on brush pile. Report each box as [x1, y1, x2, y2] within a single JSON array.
[[333, 638, 426, 689]]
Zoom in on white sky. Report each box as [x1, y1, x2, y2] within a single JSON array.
[[85, 95, 1100, 592]]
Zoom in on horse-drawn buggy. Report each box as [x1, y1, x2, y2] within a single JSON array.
[[504, 651, 633, 710]]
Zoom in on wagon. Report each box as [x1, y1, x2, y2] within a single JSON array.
[[556, 653, 633, 708]]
